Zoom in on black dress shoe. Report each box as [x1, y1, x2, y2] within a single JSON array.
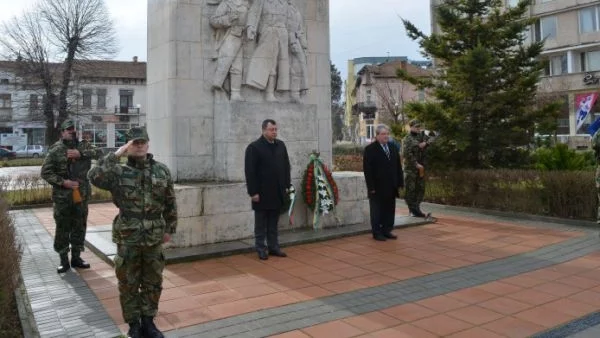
[[57, 254, 70, 273], [373, 235, 387, 241], [383, 233, 397, 240], [257, 251, 268, 260], [71, 257, 91, 269], [269, 250, 287, 257]]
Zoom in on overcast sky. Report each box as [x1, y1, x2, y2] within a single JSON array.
[[0, 0, 431, 84]]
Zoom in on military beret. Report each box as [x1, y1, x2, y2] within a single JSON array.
[[126, 127, 149, 142], [61, 119, 75, 130], [409, 119, 421, 127]]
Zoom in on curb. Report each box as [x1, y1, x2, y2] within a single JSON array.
[[14, 276, 39, 338]]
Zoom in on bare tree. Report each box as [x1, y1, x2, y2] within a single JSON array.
[[374, 79, 409, 126], [0, 0, 117, 145]]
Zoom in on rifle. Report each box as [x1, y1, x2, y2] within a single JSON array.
[[417, 130, 436, 178], [67, 131, 82, 204]]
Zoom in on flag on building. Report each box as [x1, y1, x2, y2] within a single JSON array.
[[589, 116, 600, 136], [575, 92, 599, 132]]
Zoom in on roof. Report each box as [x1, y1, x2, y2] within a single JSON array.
[[358, 60, 432, 78], [73, 60, 146, 79], [0, 59, 146, 80]]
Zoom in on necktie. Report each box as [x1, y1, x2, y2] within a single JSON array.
[[384, 144, 390, 160]]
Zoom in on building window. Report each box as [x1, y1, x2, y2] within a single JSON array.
[[582, 51, 600, 72], [365, 119, 375, 141], [506, 0, 518, 7], [119, 89, 134, 114], [82, 89, 92, 108], [579, 6, 599, 34], [418, 90, 425, 102], [0, 79, 8, 85], [546, 54, 568, 76], [0, 94, 11, 108], [29, 94, 38, 110], [535, 16, 557, 41], [97, 88, 106, 109], [82, 123, 107, 148]]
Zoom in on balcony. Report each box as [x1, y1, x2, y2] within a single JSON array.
[[114, 106, 141, 115], [538, 71, 600, 93], [352, 101, 378, 118]]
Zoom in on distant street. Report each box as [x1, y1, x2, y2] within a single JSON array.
[[0, 166, 44, 191], [0, 166, 41, 178]]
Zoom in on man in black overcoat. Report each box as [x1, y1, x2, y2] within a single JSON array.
[[244, 119, 291, 260], [363, 124, 404, 241]]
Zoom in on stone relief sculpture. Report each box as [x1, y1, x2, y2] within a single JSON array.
[[245, 0, 291, 102], [209, 0, 309, 103], [209, 0, 250, 101], [287, 0, 309, 103]]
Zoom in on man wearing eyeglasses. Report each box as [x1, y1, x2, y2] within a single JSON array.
[[88, 127, 177, 338]]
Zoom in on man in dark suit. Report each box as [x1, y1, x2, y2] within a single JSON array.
[[363, 124, 404, 241], [245, 119, 291, 260]]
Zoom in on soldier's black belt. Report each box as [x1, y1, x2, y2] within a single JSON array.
[[119, 211, 162, 220]]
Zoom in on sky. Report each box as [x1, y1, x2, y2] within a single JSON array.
[[0, 0, 431, 84]]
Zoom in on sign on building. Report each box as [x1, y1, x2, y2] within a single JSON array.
[[1, 133, 27, 148]]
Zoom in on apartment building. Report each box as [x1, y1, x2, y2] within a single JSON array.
[[0, 58, 146, 148], [344, 56, 432, 143], [350, 60, 432, 144], [431, 0, 600, 148]]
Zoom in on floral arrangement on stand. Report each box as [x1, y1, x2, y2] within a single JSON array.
[[302, 151, 339, 229]]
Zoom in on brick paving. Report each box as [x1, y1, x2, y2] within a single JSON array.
[[15, 203, 600, 337]]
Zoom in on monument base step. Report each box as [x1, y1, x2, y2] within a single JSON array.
[[85, 215, 431, 266]]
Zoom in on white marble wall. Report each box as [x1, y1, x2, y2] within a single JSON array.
[[147, 0, 331, 182]]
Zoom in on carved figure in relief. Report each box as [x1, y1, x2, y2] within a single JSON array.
[[209, 0, 250, 101], [245, 0, 291, 102], [287, 0, 308, 103]]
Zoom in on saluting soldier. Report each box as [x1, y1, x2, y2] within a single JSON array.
[[88, 127, 177, 338]]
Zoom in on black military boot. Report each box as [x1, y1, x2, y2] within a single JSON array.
[[127, 321, 142, 338], [57, 253, 70, 273], [71, 251, 91, 269], [141, 316, 164, 338]]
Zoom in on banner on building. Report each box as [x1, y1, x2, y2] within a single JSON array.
[[575, 92, 599, 132], [589, 117, 600, 136]]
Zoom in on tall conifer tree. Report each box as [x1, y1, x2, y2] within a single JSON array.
[[402, 0, 559, 168]]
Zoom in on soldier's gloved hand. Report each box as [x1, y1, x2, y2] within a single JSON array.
[[62, 179, 80, 189], [115, 140, 134, 157]]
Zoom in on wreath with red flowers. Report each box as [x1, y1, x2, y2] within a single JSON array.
[[301, 152, 339, 213]]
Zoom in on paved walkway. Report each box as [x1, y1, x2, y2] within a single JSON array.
[[14, 202, 600, 337]]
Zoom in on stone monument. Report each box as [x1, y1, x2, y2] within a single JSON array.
[[147, 0, 369, 247]]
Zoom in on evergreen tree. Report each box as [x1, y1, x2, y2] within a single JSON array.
[[401, 0, 559, 168]]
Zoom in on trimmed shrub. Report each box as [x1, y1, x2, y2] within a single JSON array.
[[0, 200, 23, 336], [426, 169, 596, 220], [531, 144, 595, 171], [333, 144, 364, 156]]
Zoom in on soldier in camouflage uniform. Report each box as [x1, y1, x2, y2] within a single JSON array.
[[402, 119, 429, 217], [41, 119, 101, 273], [593, 131, 600, 224], [88, 127, 176, 338]]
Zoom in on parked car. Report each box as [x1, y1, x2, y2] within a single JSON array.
[[0, 148, 16, 160], [13, 145, 46, 158]]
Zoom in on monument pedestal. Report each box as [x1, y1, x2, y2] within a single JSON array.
[[167, 171, 370, 248]]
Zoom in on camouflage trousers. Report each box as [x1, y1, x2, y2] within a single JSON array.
[[53, 201, 88, 255], [404, 171, 425, 212], [596, 166, 600, 223], [115, 243, 164, 323]]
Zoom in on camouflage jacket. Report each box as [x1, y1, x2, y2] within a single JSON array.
[[402, 132, 424, 173], [87, 153, 177, 246], [40, 139, 101, 203]]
